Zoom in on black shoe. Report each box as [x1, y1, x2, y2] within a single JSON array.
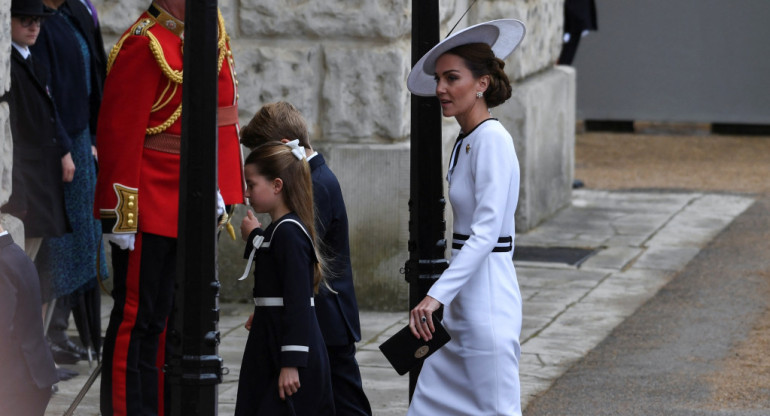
[[60, 339, 89, 358], [50, 342, 82, 365], [56, 367, 79, 381]]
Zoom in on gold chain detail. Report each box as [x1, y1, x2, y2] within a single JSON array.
[[151, 80, 175, 112], [106, 36, 126, 74], [147, 31, 184, 84], [146, 103, 182, 135], [143, 10, 229, 135]]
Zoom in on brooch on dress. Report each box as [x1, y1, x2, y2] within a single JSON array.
[[466, 144, 471, 154]]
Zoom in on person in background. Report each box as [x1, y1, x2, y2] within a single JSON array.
[[2, 0, 71, 262], [236, 141, 335, 415], [30, 0, 109, 366], [1, 0, 84, 377], [405, 19, 526, 415], [557, 0, 598, 65], [240, 102, 372, 415], [0, 222, 59, 416], [94, 1, 244, 414]]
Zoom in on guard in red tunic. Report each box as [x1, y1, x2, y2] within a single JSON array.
[[94, 1, 244, 414]]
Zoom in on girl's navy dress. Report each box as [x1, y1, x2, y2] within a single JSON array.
[[235, 213, 335, 416]]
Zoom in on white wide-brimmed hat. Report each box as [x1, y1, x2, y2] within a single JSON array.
[[407, 19, 526, 97]]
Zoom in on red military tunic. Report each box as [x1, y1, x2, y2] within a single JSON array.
[[94, 7, 244, 238]]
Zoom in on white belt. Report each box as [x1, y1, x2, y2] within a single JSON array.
[[253, 297, 315, 307]]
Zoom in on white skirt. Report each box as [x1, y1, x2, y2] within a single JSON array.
[[407, 253, 522, 416]]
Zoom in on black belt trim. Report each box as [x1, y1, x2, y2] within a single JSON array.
[[452, 233, 513, 252]]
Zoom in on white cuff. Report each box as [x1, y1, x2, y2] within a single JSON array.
[[104, 233, 136, 251]]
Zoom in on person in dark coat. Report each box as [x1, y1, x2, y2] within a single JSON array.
[[32, 0, 106, 144], [241, 102, 372, 415], [557, 0, 598, 65], [236, 142, 335, 415], [1, 0, 72, 261], [31, 0, 110, 365], [0, 224, 59, 416]]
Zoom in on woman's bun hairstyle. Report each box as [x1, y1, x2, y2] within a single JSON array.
[[446, 43, 513, 108]]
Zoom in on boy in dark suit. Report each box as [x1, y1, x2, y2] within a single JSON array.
[[2, 0, 72, 261], [241, 102, 372, 415], [0, 223, 58, 415]]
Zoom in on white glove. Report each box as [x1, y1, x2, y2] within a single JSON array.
[[104, 233, 136, 251], [216, 189, 225, 218]]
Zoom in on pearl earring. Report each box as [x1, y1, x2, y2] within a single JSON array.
[[476, 91, 483, 99]]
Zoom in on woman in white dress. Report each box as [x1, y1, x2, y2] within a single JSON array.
[[406, 19, 526, 416]]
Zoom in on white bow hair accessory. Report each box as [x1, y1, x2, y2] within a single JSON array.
[[285, 139, 306, 161]]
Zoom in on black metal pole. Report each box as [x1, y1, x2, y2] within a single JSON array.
[[406, 0, 446, 400], [168, 0, 222, 414]]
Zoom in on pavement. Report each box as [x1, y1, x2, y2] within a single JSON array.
[[523, 194, 770, 415], [44, 187, 756, 415]]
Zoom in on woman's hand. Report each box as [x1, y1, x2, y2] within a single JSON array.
[[278, 367, 300, 400], [61, 152, 75, 182], [240, 210, 261, 241], [410, 295, 442, 341], [244, 313, 253, 331]]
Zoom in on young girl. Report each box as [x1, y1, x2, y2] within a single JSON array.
[[235, 141, 335, 415]]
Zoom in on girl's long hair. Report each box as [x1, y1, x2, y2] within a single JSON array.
[[245, 142, 325, 292]]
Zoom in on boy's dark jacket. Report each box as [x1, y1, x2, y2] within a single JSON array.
[[310, 154, 362, 345], [1, 47, 71, 238]]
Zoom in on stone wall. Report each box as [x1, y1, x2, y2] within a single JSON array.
[[0, 0, 23, 242], [1, 0, 574, 310]]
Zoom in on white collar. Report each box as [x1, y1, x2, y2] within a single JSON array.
[[0, 231, 9, 237], [12, 42, 31, 59], [306, 151, 319, 161]]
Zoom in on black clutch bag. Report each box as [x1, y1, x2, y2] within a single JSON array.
[[378, 315, 451, 375]]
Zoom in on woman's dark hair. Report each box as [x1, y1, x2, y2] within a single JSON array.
[[445, 42, 513, 108]]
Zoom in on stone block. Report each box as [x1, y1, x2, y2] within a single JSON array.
[[0, 0, 10, 93], [0, 103, 11, 207], [239, 0, 411, 40], [217, 0, 238, 31], [322, 45, 410, 142], [0, 214, 24, 247], [500, 65, 575, 232], [89, 0, 145, 37], [321, 143, 411, 311], [232, 42, 323, 135], [473, 0, 564, 81]]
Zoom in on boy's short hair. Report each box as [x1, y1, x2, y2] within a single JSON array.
[[240, 101, 310, 150]]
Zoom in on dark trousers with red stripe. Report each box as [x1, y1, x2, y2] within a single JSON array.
[[100, 232, 176, 416]]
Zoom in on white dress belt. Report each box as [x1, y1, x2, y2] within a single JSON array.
[[253, 297, 315, 307]]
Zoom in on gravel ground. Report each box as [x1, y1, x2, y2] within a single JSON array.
[[575, 132, 770, 194]]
